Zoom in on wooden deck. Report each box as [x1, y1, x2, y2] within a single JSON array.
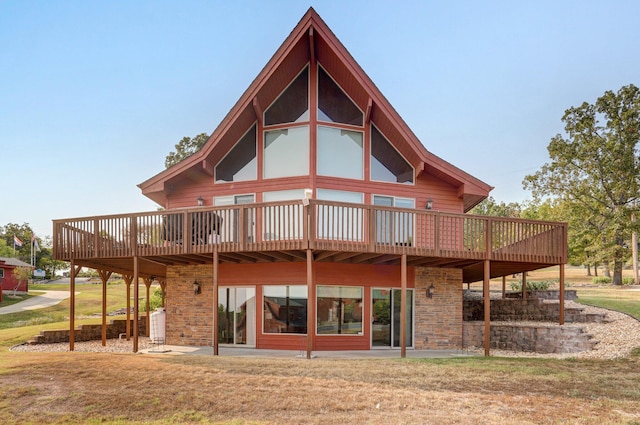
[[53, 200, 567, 283]]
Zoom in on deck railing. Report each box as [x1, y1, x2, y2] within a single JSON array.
[[53, 200, 567, 264]]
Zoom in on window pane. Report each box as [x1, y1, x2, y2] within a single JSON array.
[[263, 285, 307, 334], [265, 67, 309, 126], [316, 286, 363, 335], [318, 67, 363, 126], [317, 126, 363, 179], [215, 125, 257, 182], [262, 190, 304, 241], [371, 126, 414, 184], [264, 126, 309, 178]]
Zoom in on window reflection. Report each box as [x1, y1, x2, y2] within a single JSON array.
[[263, 285, 307, 334], [316, 286, 363, 335], [317, 126, 363, 179], [264, 126, 309, 179]]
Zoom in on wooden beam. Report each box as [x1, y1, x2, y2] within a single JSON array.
[[483, 259, 491, 357], [400, 253, 407, 359], [314, 251, 339, 261], [306, 249, 315, 359], [69, 261, 81, 351], [123, 274, 133, 340], [98, 269, 112, 347], [201, 159, 214, 176], [133, 256, 139, 353], [559, 264, 565, 325], [213, 249, 219, 355], [308, 27, 315, 64], [522, 272, 527, 300], [502, 275, 506, 299], [365, 98, 372, 124], [252, 97, 263, 124]]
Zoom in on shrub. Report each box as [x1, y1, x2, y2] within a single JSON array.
[[510, 280, 552, 292], [592, 276, 612, 284], [149, 288, 164, 310], [622, 277, 635, 286]]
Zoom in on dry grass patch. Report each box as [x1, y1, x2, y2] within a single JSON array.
[[1, 351, 639, 424]]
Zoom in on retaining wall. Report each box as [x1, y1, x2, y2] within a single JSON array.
[[30, 317, 147, 344]]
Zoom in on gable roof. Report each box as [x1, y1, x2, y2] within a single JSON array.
[[138, 7, 492, 212], [0, 257, 32, 268]]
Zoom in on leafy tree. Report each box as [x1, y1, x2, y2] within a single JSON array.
[[0, 223, 34, 263], [524, 84, 640, 285], [164, 133, 209, 168], [12, 266, 32, 295], [470, 196, 522, 217]]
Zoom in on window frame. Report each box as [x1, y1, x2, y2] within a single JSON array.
[[316, 285, 364, 336], [262, 285, 308, 335]]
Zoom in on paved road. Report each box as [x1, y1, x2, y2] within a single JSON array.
[[0, 291, 73, 315]]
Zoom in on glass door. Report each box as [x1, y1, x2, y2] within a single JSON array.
[[218, 287, 256, 346], [371, 288, 413, 348]]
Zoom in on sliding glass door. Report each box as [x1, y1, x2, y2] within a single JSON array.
[[371, 288, 413, 348], [218, 287, 256, 346]]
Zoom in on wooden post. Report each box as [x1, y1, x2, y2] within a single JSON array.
[[501, 275, 506, 299], [99, 270, 112, 347], [559, 264, 565, 325], [212, 249, 219, 355], [522, 272, 527, 300], [69, 260, 76, 352], [306, 249, 315, 359], [133, 257, 139, 353], [483, 259, 491, 357], [123, 275, 132, 340], [400, 253, 407, 359], [144, 278, 152, 337]]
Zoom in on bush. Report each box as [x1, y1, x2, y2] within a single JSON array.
[[622, 277, 635, 286], [592, 276, 612, 284], [149, 288, 164, 310], [510, 280, 552, 292]]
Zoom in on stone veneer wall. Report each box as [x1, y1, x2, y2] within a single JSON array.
[[414, 267, 463, 350], [31, 317, 147, 344], [165, 264, 213, 346], [463, 322, 596, 353]]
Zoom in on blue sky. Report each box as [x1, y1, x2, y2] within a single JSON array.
[[2, 0, 639, 239]]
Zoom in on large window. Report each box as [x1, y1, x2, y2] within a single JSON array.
[[317, 66, 363, 126], [371, 125, 414, 184], [262, 190, 305, 241], [263, 285, 307, 334], [264, 67, 309, 126], [215, 125, 257, 183], [317, 126, 363, 179], [218, 287, 256, 346], [264, 126, 309, 179], [316, 286, 363, 335]]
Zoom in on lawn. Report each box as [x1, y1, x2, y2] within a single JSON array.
[[1, 274, 640, 424]]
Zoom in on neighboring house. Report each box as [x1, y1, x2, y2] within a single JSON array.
[[52, 8, 567, 356], [0, 257, 32, 296]]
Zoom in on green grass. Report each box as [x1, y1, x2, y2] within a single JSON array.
[[0, 293, 33, 308], [576, 287, 640, 320]]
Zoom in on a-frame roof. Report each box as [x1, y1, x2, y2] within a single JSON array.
[[138, 7, 493, 212]]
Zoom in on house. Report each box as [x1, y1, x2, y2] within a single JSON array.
[[52, 8, 567, 356], [0, 257, 32, 297]]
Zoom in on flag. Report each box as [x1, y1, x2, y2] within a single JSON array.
[[14, 236, 23, 248], [34, 238, 41, 252]]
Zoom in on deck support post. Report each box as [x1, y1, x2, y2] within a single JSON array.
[[98, 270, 112, 347], [400, 253, 407, 359], [144, 278, 151, 337], [522, 272, 527, 300], [306, 249, 315, 359], [483, 259, 491, 357], [133, 256, 139, 353], [69, 261, 78, 352], [213, 249, 219, 355], [559, 264, 565, 325], [123, 275, 132, 340], [502, 275, 506, 299]]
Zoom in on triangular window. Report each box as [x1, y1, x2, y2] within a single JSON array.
[[264, 67, 309, 126], [215, 125, 257, 182], [371, 126, 413, 184], [318, 66, 363, 126]]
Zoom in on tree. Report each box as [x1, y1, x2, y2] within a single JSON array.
[[0, 223, 34, 263], [12, 266, 32, 295], [524, 84, 640, 285], [470, 196, 522, 218], [164, 133, 210, 168]]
